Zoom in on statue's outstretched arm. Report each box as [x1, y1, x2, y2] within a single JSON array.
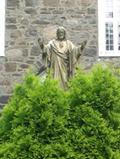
[[80, 40, 87, 52], [75, 40, 87, 60], [38, 37, 49, 67], [38, 37, 45, 51]]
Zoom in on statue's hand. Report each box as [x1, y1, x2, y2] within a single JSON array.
[[81, 40, 87, 51], [83, 40, 87, 46], [38, 37, 44, 49]]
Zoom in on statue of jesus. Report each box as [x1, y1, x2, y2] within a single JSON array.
[[38, 26, 87, 88]]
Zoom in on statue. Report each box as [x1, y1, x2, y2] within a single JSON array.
[[38, 26, 87, 89]]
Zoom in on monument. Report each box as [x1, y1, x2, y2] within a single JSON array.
[[38, 26, 87, 89]]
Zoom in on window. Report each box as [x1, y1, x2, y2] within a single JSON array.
[[0, 0, 5, 56], [98, 0, 120, 56]]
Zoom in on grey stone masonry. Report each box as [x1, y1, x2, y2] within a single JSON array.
[[1, 0, 99, 107]]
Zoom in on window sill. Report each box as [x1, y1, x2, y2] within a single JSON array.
[[99, 54, 120, 57], [99, 51, 120, 57]]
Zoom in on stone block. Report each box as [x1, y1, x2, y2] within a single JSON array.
[[30, 46, 40, 56], [22, 49, 29, 57], [0, 77, 11, 86], [25, 0, 38, 7], [7, 0, 19, 7], [6, 17, 16, 24], [15, 40, 27, 46], [43, 0, 60, 7], [52, 10, 64, 14], [0, 95, 10, 104], [43, 25, 58, 40], [6, 49, 24, 61], [26, 60, 34, 64], [6, 25, 17, 30], [32, 19, 50, 25], [0, 64, 3, 72], [10, 30, 22, 39], [84, 48, 97, 57], [5, 63, 16, 72], [24, 8, 37, 14], [25, 28, 38, 37], [12, 73, 22, 77], [62, 0, 75, 7], [20, 64, 29, 69], [80, 0, 93, 7], [87, 8, 96, 14], [20, 18, 29, 25]]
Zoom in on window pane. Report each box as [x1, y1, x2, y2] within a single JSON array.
[[116, 0, 120, 17], [106, 40, 109, 44], [106, 45, 110, 50], [105, 0, 113, 18], [105, 23, 114, 51], [110, 46, 114, 50]]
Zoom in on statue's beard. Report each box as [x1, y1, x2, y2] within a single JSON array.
[[56, 32, 66, 41], [57, 36, 66, 41]]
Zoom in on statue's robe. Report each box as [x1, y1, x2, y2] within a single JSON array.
[[42, 39, 82, 88]]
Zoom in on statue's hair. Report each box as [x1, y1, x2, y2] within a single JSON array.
[[56, 26, 66, 39]]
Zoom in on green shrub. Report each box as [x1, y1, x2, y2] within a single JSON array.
[[0, 74, 69, 159], [69, 65, 120, 158], [0, 65, 120, 159]]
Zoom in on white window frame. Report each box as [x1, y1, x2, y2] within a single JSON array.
[[98, 0, 120, 57], [0, 0, 5, 56]]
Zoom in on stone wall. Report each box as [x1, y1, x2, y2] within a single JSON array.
[[0, 0, 98, 107]]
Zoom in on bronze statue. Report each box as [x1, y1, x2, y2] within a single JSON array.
[[38, 26, 87, 88]]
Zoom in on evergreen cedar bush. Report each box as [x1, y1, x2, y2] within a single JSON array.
[[0, 65, 120, 159]]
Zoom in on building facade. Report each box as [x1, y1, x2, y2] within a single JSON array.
[[0, 0, 119, 107]]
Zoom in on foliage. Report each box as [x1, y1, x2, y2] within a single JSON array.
[[0, 74, 68, 159], [0, 65, 120, 159], [68, 66, 120, 158]]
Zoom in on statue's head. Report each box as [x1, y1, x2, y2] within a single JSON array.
[[56, 27, 66, 41]]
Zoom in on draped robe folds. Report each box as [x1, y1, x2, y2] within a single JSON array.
[[41, 39, 82, 88]]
